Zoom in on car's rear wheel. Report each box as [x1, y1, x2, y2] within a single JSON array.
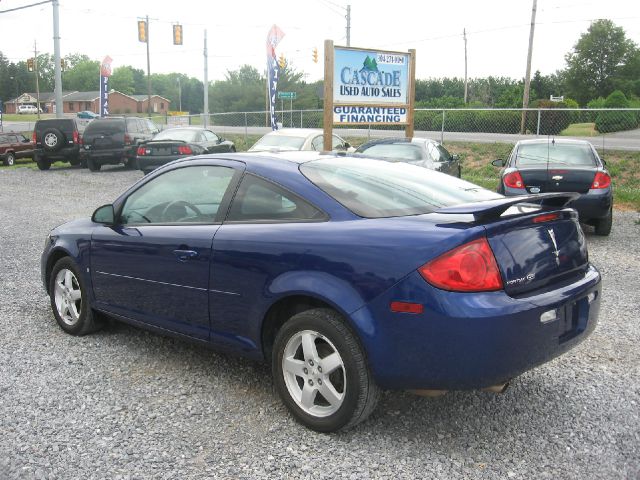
[[49, 257, 101, 335], [35, 154, 51, 171], [594, 207, 613, 236], [4, 152, 15, 166], [87, 157, 101, 172], [272, 308, 380, 432]]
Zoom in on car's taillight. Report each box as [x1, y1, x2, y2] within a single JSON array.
[[178, 145, 193, 155], [137, 146, 146, 156], [32, 131, 37, 143], [591, 172, 611, 189], [533, 213, 560, 223], [124, 133, 132, 145], [503, 171, 525, 189], [419, 237, 503, 292], [73, 130, 79, 144]]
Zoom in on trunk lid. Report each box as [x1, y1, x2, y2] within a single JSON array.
[[519, 165, 597, 194], [436, 194, 589, 296], [143, 141, 187, 156]]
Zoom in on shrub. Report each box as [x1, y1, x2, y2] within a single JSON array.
[[595, 90, 638, 133], [527, 100, 573, 135]]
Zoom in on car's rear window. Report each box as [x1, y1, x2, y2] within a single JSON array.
[[300, 158, 501, 218], [358, 143, 423, 161], [153, 129, 199, 142], [84, 119, 125, 135], [515, 143, 596, 166], [252, 135, 305, 150]]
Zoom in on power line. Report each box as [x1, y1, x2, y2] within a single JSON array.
[[0, 0, 51, 14]]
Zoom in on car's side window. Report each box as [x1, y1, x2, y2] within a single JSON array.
[[120, 166, 236, 224], [427, 142, 441, 162], [226, 174, 326, 222], [311, 136, 324, 151], [127, 118, 140, 133], [203, 130, 219, 142]]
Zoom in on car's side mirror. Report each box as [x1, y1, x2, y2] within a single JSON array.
[[92, 204, 115, 225], [450, 154, 459, 162], [491, 159, 505, 167]]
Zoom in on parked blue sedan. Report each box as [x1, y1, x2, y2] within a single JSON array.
[[41, 152, 601, 432]]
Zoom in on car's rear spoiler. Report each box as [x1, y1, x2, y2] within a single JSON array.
[[435, 192, 580, 222]]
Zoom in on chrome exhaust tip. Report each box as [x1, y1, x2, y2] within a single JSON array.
[[482, 381, 510, 394]]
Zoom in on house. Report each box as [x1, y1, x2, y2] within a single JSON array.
[[131, 95, 171, 114], [4, 91, 170, 115]]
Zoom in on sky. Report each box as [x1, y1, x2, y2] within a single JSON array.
[[2, 0, 640, 84]]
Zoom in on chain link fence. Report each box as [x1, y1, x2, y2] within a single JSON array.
[[150, 108, 640, 150]]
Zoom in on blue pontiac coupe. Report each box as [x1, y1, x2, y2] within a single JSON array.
[[41, 152, 601, 432]]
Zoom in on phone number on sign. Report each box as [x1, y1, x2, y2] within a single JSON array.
[[376, 53, 406, 65]]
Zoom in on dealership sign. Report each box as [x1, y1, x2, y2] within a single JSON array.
[[333, 48, 409, 107]]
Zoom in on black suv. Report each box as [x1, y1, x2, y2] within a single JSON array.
[[82, 117, 158, 171], [32, 118, 82, 170]]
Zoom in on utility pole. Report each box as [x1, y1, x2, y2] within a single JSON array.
[[146, 14, 152, 117], [34, 41, 41, 120], [203, 29, 209, 128], [52, 0, 62, 117], [346, 5, 351, 47], [520, 0, 537, 134], [177, 76, 181, 112], [463, 28, 468, 104]]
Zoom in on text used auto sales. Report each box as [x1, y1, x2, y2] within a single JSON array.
[[339, 67, 402, 98]]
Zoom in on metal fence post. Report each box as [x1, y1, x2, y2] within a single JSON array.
[[300, 110, 303, 128], [441, 109, 445, 144], [244, 112, 248, 143], [536, 109, 541, 136]]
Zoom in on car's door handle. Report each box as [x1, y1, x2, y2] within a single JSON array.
[[173, 249, 199, 261]]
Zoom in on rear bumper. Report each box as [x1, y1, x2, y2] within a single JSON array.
[[35, 146, 79, 161], [503, 186, 612, 221], [137, 155, 184, 172], [353, 265, 601, 390], [85, 146, 136, 164]]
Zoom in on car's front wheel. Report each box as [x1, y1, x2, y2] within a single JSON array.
[[272, 308, 380, 432], [49, 257, 101, 335]]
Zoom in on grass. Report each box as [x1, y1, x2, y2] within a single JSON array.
[[560, 122, 598, 137]]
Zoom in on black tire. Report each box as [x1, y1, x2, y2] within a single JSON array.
[[4, 152, 15, 166], [87, 157, 102, 172], [229, 146, 236, 153], [41, 128, 65, 152], [124, 157, 137, 170], [35, 154, 51, 171], [272, 308, 380, 432], [594, 208, 613, 236], [48, 257, 102, 336], [69, 157, 81, 166]]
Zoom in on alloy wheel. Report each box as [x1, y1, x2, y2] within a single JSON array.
[[53, 268, 82, 326]]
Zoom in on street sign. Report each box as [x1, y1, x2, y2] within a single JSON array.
[[277, 91, 296, 100]]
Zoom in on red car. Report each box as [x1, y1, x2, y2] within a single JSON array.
[[0, 132, 34, 166]]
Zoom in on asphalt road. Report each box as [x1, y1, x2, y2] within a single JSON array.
[[0, 165, 638, 479]]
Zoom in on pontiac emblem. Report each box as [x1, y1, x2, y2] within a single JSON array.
[[551, 175, 563, 181], [547, 228, 560, 264]]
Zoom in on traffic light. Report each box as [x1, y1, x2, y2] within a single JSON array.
[[312, 48, 318, 63], [60, 59, 67, 71], [137, 20, 148, 43], [27, 58, 34, 72], [278, 53, 286, 69], [173, 24, 183, 45]]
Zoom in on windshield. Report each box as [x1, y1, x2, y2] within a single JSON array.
[[358, 143, 424, 161], [515, 143, 596, 166], [251, 135, 306, 150], [153, 129, 198, 142], [301, 158, 501, 218]]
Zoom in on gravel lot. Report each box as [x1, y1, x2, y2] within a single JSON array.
[[1, 165, 638, 480]]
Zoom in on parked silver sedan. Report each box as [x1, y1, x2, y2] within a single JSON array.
[[249, 128, 352, 153]]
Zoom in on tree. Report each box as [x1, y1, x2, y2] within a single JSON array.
[[63, 60, 99, 91], [564, 20, 638, 105], [110, 66, 136, 95]]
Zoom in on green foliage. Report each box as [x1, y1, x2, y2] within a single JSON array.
[[63, 60, 100, 91], [595, 90, 638, 133], [526, 100, 573, 135], [564, 19, 638, 105], [110, 67, 136, 95]]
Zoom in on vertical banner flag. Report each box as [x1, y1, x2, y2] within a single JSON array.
[[99, 56, 113, 117], [266, 25, 285, 130]]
